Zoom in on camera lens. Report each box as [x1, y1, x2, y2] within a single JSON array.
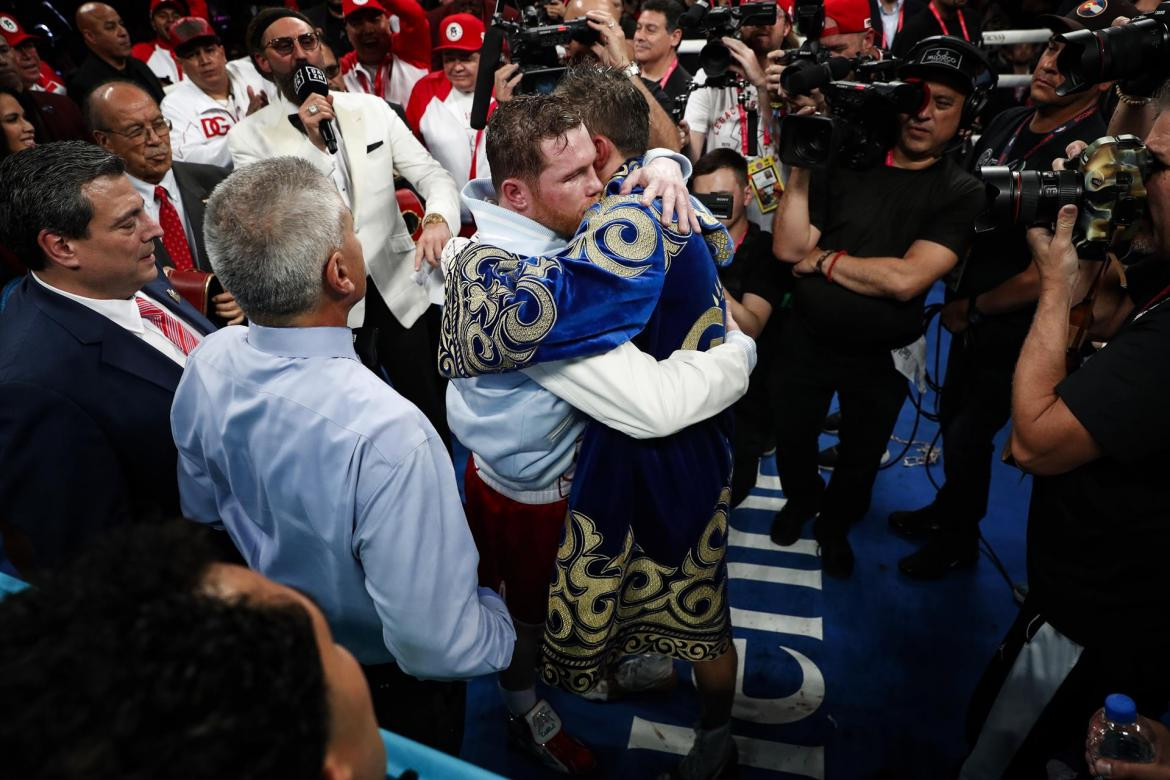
[[1055, 16, 1170, 96], [978, 166, 1082, 227], [699, 41, 732, 80]]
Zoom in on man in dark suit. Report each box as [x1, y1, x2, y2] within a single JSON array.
[[891, 0, 980, 58], [869, 0, 925, 52], [0, 141, 216, 576], [87, 80, 243, 324], [68, 3, 165, 105]]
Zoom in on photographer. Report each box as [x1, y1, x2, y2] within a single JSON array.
[[960, 86, 1170, 780], [768, 35, 985, 579], [890, 5, 1118, 580], [683, 0, 792, 227]]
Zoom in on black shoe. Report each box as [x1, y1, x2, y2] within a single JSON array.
[[819, 444, 892, 471], [770, 501, 817, 547], [822, 410, 841, 436], [898, 537, 978, 580], [817, 534, 854, 579], [888, 504, 944, 539]]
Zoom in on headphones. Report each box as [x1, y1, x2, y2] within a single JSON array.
[[900, 36, 997, 130]]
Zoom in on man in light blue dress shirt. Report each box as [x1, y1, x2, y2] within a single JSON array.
[[170, 155, 514, 755]]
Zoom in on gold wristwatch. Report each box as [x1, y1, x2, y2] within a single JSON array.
[[421, 213, 448, 228]]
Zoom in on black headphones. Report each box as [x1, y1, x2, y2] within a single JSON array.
[[900, 36, 997, 130]]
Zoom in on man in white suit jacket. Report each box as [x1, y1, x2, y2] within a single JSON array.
[[229, 8, 458, 443]]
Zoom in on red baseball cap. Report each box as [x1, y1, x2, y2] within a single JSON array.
[[822, 0, 871, 36], [150, 0, 190, 15], [434, 13, 485, 53], [342, 0, 387, 18], [168, 16, 220, 56], [0, 13, 38, 48]]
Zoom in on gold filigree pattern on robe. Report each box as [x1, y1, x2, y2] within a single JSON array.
[[541, 488, 733, 695]]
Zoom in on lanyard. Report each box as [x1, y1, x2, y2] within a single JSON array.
[[657, 57, 680, 91], [995, 105, 1098, 165], [356, 59, 388, 99], [928, 1, 969, 42], [736, 86, 771, 158], [1134, 281, 1170, 322], [882, 3, 905, 50]]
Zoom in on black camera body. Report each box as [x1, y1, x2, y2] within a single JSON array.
[[682, 1, 778, 88], [777, 79, 927, 169], [501, 15, 601, 95], [977, 135, 1153, 261], [1055, 1, 1170, 96]]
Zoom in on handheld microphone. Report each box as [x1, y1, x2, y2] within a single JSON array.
[[293, 64, 338, 154], [471, 27, 505, 130]]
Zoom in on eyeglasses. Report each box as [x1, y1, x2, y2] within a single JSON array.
[[323, 63, 340, 79], [263, 32, 321, 56], [105, 118, 172, 143]]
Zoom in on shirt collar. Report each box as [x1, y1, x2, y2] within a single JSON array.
[[461, 178, 564, 254], [30, 271, 148, 334], [127, 168, 179, 206], [246, 323, 359, 361]]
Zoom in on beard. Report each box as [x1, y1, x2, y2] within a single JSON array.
[[273, 58, 309, 105]]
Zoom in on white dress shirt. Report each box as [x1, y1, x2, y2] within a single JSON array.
[[30, 272, 201, 366], [127, 169, 199, 260]]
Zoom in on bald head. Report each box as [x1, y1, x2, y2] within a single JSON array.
[[88, 81, 173, 183], [77, 3, 131, 63], [564, 0, 623, 22]]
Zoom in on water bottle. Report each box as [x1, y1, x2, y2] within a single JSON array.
[[1087, 693, 1156, 777]]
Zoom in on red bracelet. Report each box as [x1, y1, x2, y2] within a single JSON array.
[[825, 251, 845, 283]]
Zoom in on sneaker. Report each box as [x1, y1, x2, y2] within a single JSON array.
[[507, 699, 597, 775], [822, 410, 841, 436], [658, 723, 739, 780], [818, 444, 891, 470], [580, 654, 678, 702]]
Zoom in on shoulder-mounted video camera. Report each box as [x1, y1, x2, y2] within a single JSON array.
[[680, 0, 777, 88], [977, 135, 1154, 262]]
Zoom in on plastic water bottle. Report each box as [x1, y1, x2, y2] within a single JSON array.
[[1087, 693, 1156, 777]]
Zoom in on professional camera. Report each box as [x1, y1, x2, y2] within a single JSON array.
[[977, 135, 1153, 261], [680, 1, 778, 88], [499, 14, 600, 94], [1055, 1, 1170, 96], [776, 79, 928, 169]]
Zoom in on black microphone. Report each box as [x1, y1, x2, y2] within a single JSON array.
[[679, 0, 710, 30], [293, 63, 338, 154], [471, 26, 505, 130]]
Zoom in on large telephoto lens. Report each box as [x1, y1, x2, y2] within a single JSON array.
[[979, 166, 1082, 226], [1055, 13, 1170, 96], [777, 115, 837, 168]]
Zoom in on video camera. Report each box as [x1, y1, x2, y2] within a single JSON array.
[[1055, 1, 1170, 97], [976, 135, 1154, 261], [679, 0, 778, 88], [469, 2, 601, 129]]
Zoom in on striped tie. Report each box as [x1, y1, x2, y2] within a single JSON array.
[[135, 296, 201, 356]]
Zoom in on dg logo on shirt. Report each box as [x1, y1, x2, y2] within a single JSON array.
[[201, 117, 233, 138]]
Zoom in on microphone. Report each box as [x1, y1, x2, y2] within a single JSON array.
[[679, 0, 709, 30], [292, 64, 338, 154], [470, 26, 505, 131]]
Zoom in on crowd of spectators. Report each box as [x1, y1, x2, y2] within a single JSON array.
[[1, 0, 1170, 778]]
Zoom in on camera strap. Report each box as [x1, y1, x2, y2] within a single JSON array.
[[737, 86, 770, 158], [928, 1, 970, 42], [995, 105, 1099, 165]]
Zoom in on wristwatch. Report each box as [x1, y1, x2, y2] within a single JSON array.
[[622, 62, 640, 78], [421, 213, 448, 229]]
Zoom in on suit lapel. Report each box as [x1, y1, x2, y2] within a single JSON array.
[[143, 275, 216, 335], [335, 100, 366, 217], [172, 163, 211, 271]]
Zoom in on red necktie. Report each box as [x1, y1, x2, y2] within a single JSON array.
[[155, 185, 195, 272], [135, 296, 201, 356]]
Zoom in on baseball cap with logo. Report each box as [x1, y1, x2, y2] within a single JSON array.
[[821, 0, 871, 36], [434, 13, 485, 53], [1040, 0, 1140, 35], [342, 0, 387, 19], [169, 17, 220, 57], [150, 0, 191, 15], [900, 35, 994, 97], [0, 14, 38, 48]]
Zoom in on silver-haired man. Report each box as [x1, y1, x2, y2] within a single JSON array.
[[169, 156, 514, 755]]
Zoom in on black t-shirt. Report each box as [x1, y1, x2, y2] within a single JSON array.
[[891, 5, 981, 59], [800, 155, 984, 350], [1028, 294, 1170, 647], [959, 106, 1108, 311], [67, 54, 165, 105]]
